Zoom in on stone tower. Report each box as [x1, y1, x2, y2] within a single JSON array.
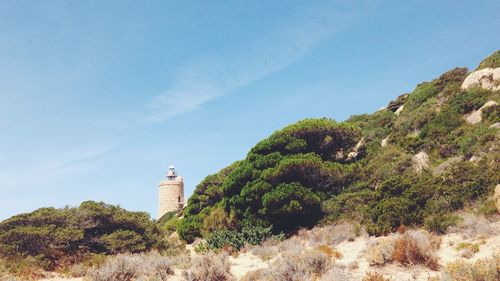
[[157, 165, 185, 219]]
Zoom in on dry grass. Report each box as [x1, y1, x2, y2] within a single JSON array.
[[449, 213, 496, 239], [318, 268, 353, 281], [392, 230, 440, 270], [364, 230, 440, 270], [250, 244, 278, 261], [441, 256, 499, 281], [363, 272, 389, 281], [297, 222, 361, 247], [183, 252, 235, 281], [456, 242, 481, 258], [240, 270, 269, 281], [365, 237, 395, 266], [315, 245, 342, 259], [240, 248, 335, 281], [89, 252, 175, 281], [362, 272, 390, 281], [0, 273, 20, 281]]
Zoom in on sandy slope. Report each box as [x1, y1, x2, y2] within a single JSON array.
[[38, 221, 500, 281]]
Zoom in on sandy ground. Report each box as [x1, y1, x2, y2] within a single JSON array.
[[38, 223, 500, 281], [228, 252, 269, 280]]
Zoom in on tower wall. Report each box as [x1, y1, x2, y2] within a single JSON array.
[[157, 177, 184, 219]]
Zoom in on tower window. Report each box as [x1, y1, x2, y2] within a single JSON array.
[[178, 196, 180, 203]]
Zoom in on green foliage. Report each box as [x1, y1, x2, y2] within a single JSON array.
[[476, 50, 500, 70], [179, 118, 361, 241], [204, 226, 276, 251], [404, 83, 438, 112], [179, 52, 500, 241], [0, 202, 165, 270], [424, 214, 460, 234]]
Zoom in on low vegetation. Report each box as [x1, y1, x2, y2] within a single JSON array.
[[89, 253, 176, 281], [179, 51, 500, 242], [441, 256, 499, 281], [183, 252, 234, 281], [0, 201, 185, 278], [1, 51, 499, 280]]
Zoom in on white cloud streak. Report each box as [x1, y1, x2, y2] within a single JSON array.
[[0, 145, 113, 189], [146, 2, 365, 123]]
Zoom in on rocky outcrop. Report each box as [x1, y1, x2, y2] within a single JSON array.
[[412, 151, 429, 174], [395, 105, 404, 116], [465, 100, 498, 124], [461, 68, 500, 91], [347, 138, 365, 161], [381, 137, 389, 147], [387, 94, 409, 112], [490, 122, 500, 129]]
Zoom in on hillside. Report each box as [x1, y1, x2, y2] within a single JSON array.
[[178, 50, 500, 242], [1, 51, 499, 281]]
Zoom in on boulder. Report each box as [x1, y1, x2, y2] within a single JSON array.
[[490, 122, 500, 129], [412, 151, 429, 174], [461, 67, 500, 91], [395, 104, 404, 116], [381, 137, 389, 147], [465, 100, 498, 124]]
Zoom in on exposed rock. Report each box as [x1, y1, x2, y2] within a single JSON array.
[[465, 100, 498, 124], [347, 151, 358, 161], [432, 156, 463, 176], [490, 122, 500, 129], [495, 184, 500, 213], [461, 67, 500, 91], [469, 156, 481, 162], [412, 151, 429, 174], [394, 104, 405, 116], [387, 94, 409, 112], [347, 138, 365, 161], [354, 138, 365, 151], [381, 137, 389, 147]]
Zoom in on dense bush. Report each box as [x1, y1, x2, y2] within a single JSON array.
[[175, 52, 499, 241], [204, 226, 277, 251], [179, 118, 362, 241], [0, 201, 166, 270]]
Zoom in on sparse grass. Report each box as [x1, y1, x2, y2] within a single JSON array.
[[296, 222, 360, 247], [442, 256, 499, 281], [241, 248, 334, 281], [363, 272, 390, 281], [456, 242, 480, 253], [183, 252, 234, 281], [89, 252, 176, 281], [392, 230, 440, 270], [315, 245, 342, 259], [365, 237, 395, 266], [449, 213, 495, 239], [0, 257, 45, 281], [319, 267, 353, 281], [364, 229, 440, 270], [250, 243, 278, 261]]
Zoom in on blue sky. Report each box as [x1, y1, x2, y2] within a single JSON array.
[[1, 1, 499, 220]]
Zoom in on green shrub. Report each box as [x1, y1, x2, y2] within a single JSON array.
[[0, 202, 166, 270], [476, 50, 500, 70], [424, 213, 460, 234], [205, 226, 277, 251]]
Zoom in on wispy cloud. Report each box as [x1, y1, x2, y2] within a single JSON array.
[[0, 145, 113, 190], [146, 2, 366, 123]]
